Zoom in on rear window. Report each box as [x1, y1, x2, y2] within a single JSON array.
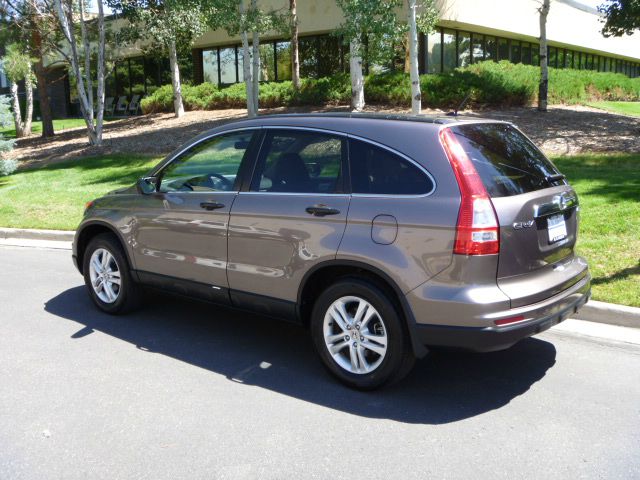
[[451, 123, 565, 197]]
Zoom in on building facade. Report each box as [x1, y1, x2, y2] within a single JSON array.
[[23, 0, 640, 116]]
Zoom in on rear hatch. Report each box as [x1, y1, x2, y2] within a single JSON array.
[[449, 122, 588, 308]]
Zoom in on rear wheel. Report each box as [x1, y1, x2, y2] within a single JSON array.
[[310, 278, 415, 390], [83, 233, 140, 314]]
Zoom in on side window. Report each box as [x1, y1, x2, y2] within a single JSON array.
[[158, 131, 254, 193], [251, 130, 345, 194], [349, 139, 434, 195]]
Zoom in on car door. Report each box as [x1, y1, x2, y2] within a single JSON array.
[[131, 129, 259, 303], [227, 128, 350, 317]]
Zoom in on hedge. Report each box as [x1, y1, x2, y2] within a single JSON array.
[[141, 61, 640, 114]]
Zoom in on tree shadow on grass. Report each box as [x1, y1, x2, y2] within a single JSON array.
[[554, 154, 640, 203], [45, 286, 557, 425], [591, 261, 640, 285]]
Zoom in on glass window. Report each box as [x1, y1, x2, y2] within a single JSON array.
[[458, 32, 471, 67], [115, 61, 130, 96], [349, 140, 433, 195], [258, 43, 275, 81], [237, 47, 250, 82], [549, 47, 557, 68], [511, 41, 521, 64], [129, 58, 146, 95], [276, 41, 292, 80], [203, 49, 219, 85], [251, 130, 344, 194], [498, 38, 509, 61], [427, 30, 442, 73], [521, 43, 532, 65], [472, 34, 484, 63], [219, 47, 237, 84], [531, 44, 539, 66], [159, 131, 255, 193], [485, 36, 497, 62], [317, 36, 343, 77], [299, 36, 319, 78], [442, 30, 456, 72], [565, 50, 574, 69], [451, 123, 563, 198]]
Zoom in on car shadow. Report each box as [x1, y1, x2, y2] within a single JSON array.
[[45, 286, 557, 425]]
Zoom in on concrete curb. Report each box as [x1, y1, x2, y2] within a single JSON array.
[[0, 227, 75, 242], [576, 300, 640, 329], [0, 227, 638, 329]]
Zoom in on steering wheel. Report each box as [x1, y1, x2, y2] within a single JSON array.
[[208, 173, 234, 191]]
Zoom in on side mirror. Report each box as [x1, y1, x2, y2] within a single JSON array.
[[137, 176, 158, 195]]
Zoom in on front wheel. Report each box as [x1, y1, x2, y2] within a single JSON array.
[[83, 233, 141, 314], [310, 278, 415, 390]]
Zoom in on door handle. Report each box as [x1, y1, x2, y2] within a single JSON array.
[[200, 201, 225, 211], [305, 205, 341, 217]]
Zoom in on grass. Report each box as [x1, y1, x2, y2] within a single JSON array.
[[0, 118, 113, 139], [586, 101, 640, 117], [0, 152, 637, 307], [0, 154, 160, 230], [553, 153, 640, 307]]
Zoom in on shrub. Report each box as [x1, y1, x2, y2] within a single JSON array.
[[140, 63, 640, 114], [0, 158, 18, 176]]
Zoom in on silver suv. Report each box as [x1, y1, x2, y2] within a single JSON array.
[[73, 113, 590, 389]]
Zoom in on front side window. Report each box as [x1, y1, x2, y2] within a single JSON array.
[[349, 139, 434, 195], [251, 130, 345, 194], [159, 131, 254, 193]]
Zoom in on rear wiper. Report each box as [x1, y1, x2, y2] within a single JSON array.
[[546, 173, 566, 183]]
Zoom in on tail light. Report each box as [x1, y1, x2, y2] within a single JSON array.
[[439, 127, 500, 255]]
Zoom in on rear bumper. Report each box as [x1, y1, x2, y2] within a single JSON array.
[[414, 274, 591, 352]]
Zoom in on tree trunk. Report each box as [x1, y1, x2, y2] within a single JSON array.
[[538, 0, 550, 112], [169, 39, 185, 118], [239, 0, 256, 118], [349, 38, 365, 111], [24, 75, 33, 136], [250, 0, 260, 115], [10, 81, 24, 138], [32, 29, 54, 138], [408, 0, 421, 114], [94, 0, 106, 142], [290, 0, 300, 89], [55, 0, 98, 145], [252, 30, 260, 115]]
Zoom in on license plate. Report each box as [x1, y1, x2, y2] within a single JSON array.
[[547, 214, 567, 243]]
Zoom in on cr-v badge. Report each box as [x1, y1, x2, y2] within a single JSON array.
[[513, 220, 535, 229]]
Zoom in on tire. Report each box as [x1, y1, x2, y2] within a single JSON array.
[[310, 277, 415, 390], [82, 233, 141, 314]]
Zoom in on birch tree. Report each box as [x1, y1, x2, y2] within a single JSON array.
[[290, 0, 300, 89], [407, 0, 437, 114], [1, 43, 35, 137], [107, 0, 209, 118], [538, 0, 550, 112], [54, 0, 107, 145], [0, 0, 59, 138], [336, 0, 402, 111], [205, 0, 288, 118]]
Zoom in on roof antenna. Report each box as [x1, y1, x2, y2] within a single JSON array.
[[446, 90, 472, 117]]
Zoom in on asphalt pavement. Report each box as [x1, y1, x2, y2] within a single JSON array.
[[1, 245, 639, 479]]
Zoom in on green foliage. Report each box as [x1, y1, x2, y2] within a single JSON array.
[[335, 0, 404, 65], [598, 0, 640, 37], [140, 62, 640, 113], [0, 95, 16, 155], [1, 43, 35, 84], [0, 158, 18, 176]]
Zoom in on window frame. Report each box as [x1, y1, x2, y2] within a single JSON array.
[[149, 128, 261, 195]]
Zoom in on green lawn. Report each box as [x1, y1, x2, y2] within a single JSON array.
[[0, 154, 160, 230], [0, 152, 638, 307], [553, 154, 640, 307], [586, 101, 640, 117], [0, 118, 113, 139]]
